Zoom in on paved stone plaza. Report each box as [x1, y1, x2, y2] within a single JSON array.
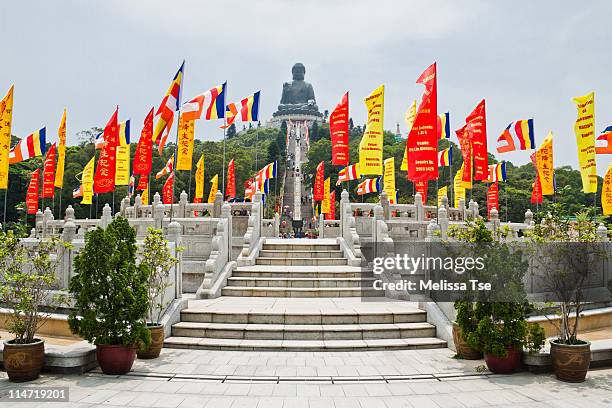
[[1, 348, 611, 407]]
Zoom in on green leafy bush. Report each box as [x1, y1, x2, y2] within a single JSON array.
[[68, 217, 150, 349]]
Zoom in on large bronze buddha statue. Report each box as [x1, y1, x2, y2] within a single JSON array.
[[273, 63, 322, 117]]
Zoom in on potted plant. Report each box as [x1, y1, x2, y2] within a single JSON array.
[[529, 207, 605, 382], [68, 217, 150, 375], [452, 300, 482, 360], [0, 232, 58, 382], [137, 227, 178, 359]]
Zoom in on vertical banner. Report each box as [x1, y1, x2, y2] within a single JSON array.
[[487, 181, 499, 219], [465, 99, 488, 181], [162, 172, 175, 204], [141, 183, 149, 205], [208, 174, 219, 203], [415, 180, 428, 204], [176, 115, 195, 170], [454, 170, 466, 208], [530, 152, 543, 204], [42, 143, 56, 199], [602, 164, 612, 215], [572, 91, 597, 193], [133, 108, 154, 176], [359, 85, 384, 175], [325, 190, 336, 220], [407, 63, 438, 181], [437, 186, 448, 207], [115, 120, 131, 185], [26, 169, 40, 215], [226, 158, 235, 199], [321, 177, 331, 214], [55, 108, 67, 188], [0, 86, 14, 189], [81, 156, 95, 205], [94, 108, 119, 194], [383, 157, 396, 204], [313, 161, 325, 201], [456, 125, 472, 184], [400, 99, 417, 172], [330, 92, 349, 166], [194, 154, 204, 203], [535, 132, 554, 195]]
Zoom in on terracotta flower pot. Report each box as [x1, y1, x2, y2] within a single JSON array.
[[452, 323, 482, 360], [550, 340, 591, 382], [96, 344, 137, 375], [3, 339, 45, 382], [137, 324, 164, 359], [484, 347, 521, 374]]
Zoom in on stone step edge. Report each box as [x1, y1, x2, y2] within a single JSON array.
[[222, 287, 379, 292], [172, 321, 435, 332], [227, 277, 375, 282]]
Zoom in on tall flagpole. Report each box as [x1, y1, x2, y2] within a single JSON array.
[[221, 82, 227, 198], [170, 60, 185, 223]]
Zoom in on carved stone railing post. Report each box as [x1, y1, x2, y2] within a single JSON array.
[[458, 198, 466, 221], [490, 207, 500, 236], [318, 213, 325, 238], [65, 205, 75, 221], [59, 218, 77, 288], [221, 203, 233, 261], [380, 191, 390, 220], [274, 212, 280, 238], [597, 223, 608, 242], [153, 193, 164, 229], [120, 196, 129, 217], [179, 191, 188, 218], [100, 204, 112, 229], [340, 189, 349, 232], [426, 219, 441, 242], [441, 195, 449, 211], [415, 193, 424, 221], [166, 220, 182, 297], [35, 210, 43, 238], [134, 194, 142, 218], [524, 208, 533, 225], [438, 206, 449, 240], [213, 191, 223, 218]]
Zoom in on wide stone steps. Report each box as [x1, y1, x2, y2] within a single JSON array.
[[262, 243, 340, 251], [171, 321, 437, 340], [226, 276, 374, 288], [233, 269, 364, 279], [163, 336, 447, 351], [258, 249, 344, 258], [221, 286, 380, 297], [255, 257, 348, 266]]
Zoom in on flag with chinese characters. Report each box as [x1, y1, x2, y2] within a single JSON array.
[[321, 177, 331, 214], [133, 108, 154, 176], [330, 92, 349, 166], [208, 174, 218, 203], [415, 181, 427, 204], [194, 154, 204, 203], [383, 157, 396, 203], [535, 132, 554, 195], [55, 109, 67, 188], [42, 143, 56, 199], [313, 161, 324, 201], [453, 169, 465, 208], [176, 114, 195, 170], [26, 168, 40, 215], [359, 85, 384, 175], [93, 108, 119, 194], [603, 164, 612, 215], [0, 85, 14, 189], [162, 172, 175, 204], [115, 120, 131, 186], [487, 181, 499, 219], [325, 190, 336, 220], [401, 99, 417, 172], [226, 158, 236, 199], [456, 125, 472, 184], [81, 156, 95, 205], [465, 99, 488, 181], [437, 186, 447, 207], [572, 92, 597, 193]]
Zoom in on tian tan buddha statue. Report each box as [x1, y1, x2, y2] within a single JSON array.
[[274, 63, 322, 117]]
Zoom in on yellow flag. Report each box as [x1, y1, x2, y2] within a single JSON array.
[[383, 157, 396, 203], [321, 177, 331, 214], [54, 108, 67, 188], [141, 184, 149, 205], [359, 85, 384, 175], [115, 120, 131, 186], [0, 86, 14, 189], [401, 99, 417, 172], [176, 115, 195, 171], [207, 174, 218, 203], [454, 169, 466, 208], [535, 131, 554, 195], [438, 186, 448, 207], [81, 156, 95, 205], [457, 162, 472, 189], [603, 164, 612, 215], [572, 91, 597, 193], [195, 154, 204, 202]]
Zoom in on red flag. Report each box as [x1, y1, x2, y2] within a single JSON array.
[[313, 161, 325, 201], [487, 181, 499, 219], [530, 152, 543, 204], [41, 143, 56, 199], [136, 175, 148, 191], [330, 92, 349, 166], [162, 172, 174, 204], [415, 180, 428, 204], [465, 99, 488, 181], [226, 158, 236, 199], [407, 63, 438, 181], [133, 108, 154, 176], [26, 169, 40, 215], [94, 108, 119, 194], [456, 125, 472, 183], [325, 190, 336, 220]]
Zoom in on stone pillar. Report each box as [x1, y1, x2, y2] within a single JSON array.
[[213, 191, 223, 218], [597, 223, 608, 242], [458, 199, 466, 221], [120, 196, 129, 217], [340, 189, 349, 232], [380, 191, 390, 220], [43, 207, 53, 237], [221, 203, 233, 260], [524, 209, 533, 225], [166, 220, 182, 298], [274, 212, 280, 238], [179, 191, 188, 218], [100, 204, 112, 229], [134, 194, 142, 218], [65, 205, 75, 221], [441, 195, 449, 211], [490, 207, 500, 235], [59, 219, 77, 289], [318, 213, 325, 238], [438, 206, 449, 240], [153, 193, 164, 229], [415, 193, 424, 221], [426, 219, 441, 242]]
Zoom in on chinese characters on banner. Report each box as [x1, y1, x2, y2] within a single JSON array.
[[42, 143, 56, 199], [176, 114, 195, 170], [415, 180, 428, 204], [456, 125, 472, 184], [133, 108, 154, 176], [313, 161, 325, 201], [535, 132, 554, 195], [162, 172, 175, 204], [55, 109, 67, 188], [487, 181, 499, 219], [359, 85, 384, 175], [325, 190, 336, 220], [81, 157, 95, 205], [603, 164, 612, 215], [383, 157, 396, 203], [321, 177, 331, 214], [94, 108, 119, 194], [26, 169, 40, 214], [226, 158, 235, 199], [0, 86, 14, 189], [194, 154, 204, 203], [330, 92, 349, 166], [465, 99, 488, 181], [572, 92, 597, 193]]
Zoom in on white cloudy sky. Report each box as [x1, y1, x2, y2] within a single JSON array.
[[1, 0, 610, 171]]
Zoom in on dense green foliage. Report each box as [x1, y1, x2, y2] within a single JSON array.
[[68, 217, 150, 348]]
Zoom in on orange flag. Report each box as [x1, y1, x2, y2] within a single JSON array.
[[42, 143, 56, 199], [313, 161, 324, 201], [162, 172, 174, 204], [94, 108, 119, 194], [26, 169, 40, 215], [226, 158, 236, 199]]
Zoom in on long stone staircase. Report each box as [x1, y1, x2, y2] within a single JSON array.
[[164, 239, 447, 351]]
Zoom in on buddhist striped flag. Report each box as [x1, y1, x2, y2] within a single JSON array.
[[202, 83, 226, 120], [336, 163, 360, 185], [73, 185, 83, 198], [497, 119, 535, 153], [153, 61, 185, 154], [438, 147, 452, 167], [437, 112, 450, 139], [221, 91, 261, 129], [155, 156, 174, 179], [357, 177, 381, 195], [488, 162, 507, 182], [9, 128, 46, 164]]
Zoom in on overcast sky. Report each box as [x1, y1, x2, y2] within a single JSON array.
[[1, 0, 610, 171]]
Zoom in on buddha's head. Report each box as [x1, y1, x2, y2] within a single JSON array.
[[292, 63, 305, 81]]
